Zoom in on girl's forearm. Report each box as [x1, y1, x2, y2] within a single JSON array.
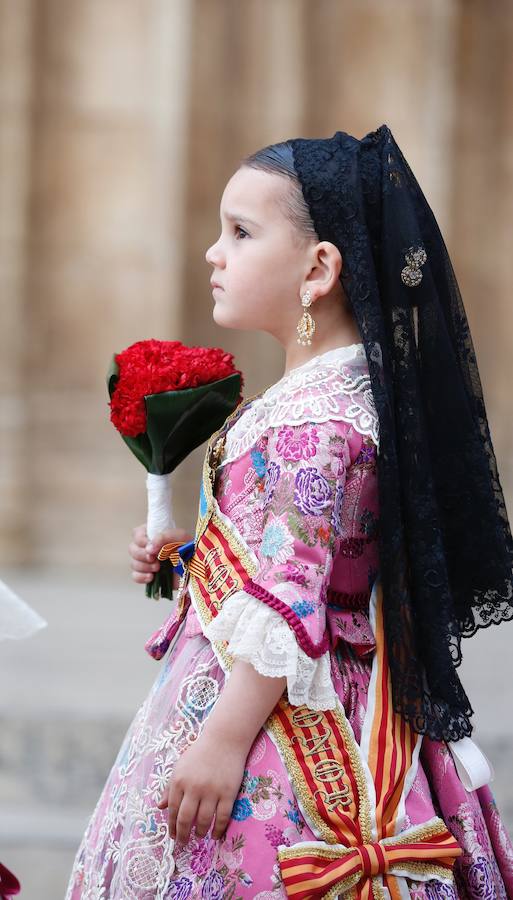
[[201, 658, 287, 754]]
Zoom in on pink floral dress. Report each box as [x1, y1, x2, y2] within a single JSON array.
[[65, 343, 513, 899]]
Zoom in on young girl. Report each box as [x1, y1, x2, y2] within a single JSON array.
[[66, 125, 513, 899]]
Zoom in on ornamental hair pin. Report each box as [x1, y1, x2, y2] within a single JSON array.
[[401, 245, 427, 287]]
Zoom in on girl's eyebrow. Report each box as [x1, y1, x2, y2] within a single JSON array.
[[221, 210, 260, 228]]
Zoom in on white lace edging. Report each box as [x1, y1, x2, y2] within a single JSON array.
[[202, 589, 337, 710], [218, 352, 379, 469]]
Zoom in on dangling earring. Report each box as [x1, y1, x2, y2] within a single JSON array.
[[296, 290, 316, 346]]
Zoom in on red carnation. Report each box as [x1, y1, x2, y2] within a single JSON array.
[[109, 339, 242, 438], [106, 339, 244, 600]]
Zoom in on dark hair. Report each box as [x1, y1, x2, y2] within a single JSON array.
[[240, 141, 318, 245], [240, 141, 351, 311]]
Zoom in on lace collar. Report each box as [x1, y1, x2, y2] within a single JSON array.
[[218, 342, 379, 468], [263, 342, 366, 396]]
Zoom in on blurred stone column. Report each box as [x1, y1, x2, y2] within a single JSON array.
[[174, 0, 309, 515], [0, 1, 34, 562], [7, 0, 192, 565], [451, 0, 513, 502]]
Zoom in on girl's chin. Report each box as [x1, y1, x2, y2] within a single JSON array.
[[212, 304, 246, 331], [212, 302, 230, 325]]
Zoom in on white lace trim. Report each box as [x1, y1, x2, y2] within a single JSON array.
[[202, 589, 337, 710], [219, 345, 379, 468]]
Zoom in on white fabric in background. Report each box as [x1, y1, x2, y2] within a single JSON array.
[[0, 576, 47, 641]]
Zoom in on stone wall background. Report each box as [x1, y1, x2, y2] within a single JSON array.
[[1, 1, 512, 897], [2, 0, 512, 568]]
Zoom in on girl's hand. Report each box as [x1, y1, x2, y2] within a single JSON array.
[[129, 523, 194, 588], [157, 731, 246, 844]]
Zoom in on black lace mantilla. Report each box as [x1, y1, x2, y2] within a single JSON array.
[[289, 124, 513, 741]]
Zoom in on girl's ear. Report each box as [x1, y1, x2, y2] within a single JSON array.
[[305, 241, 343, 297]]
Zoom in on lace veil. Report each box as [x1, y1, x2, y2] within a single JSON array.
[[285, 124, 513, 740]]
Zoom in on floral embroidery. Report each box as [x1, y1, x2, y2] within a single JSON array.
[[260, 513, 295, 563], [200, 870, 225, 898], [280, 561, 308, 586], [409, 881, 458, 898], [167, 877, 193, 899], [360, 506, 379, 538], [291, 599, 315, 618], [354, 444, 376, 466], [293, 467, 332, 515], [331, 483, 345, 536], [285, 797, 304, 831], [240, 769, 284, 807], [218, 834, 244, 872], [263, 460, 280, 506], [231, 797, 253, 821], [250, 448, 266, 478], [189, 835, 216, 876], [227, 768, 288, 834], [264, 823, 290, 849], [276, 424, 320, 461], [465, 856, 497, 898]]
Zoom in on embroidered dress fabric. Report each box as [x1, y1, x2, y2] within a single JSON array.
[[65, 345, 513, 899], [203, 345, 372, 709]]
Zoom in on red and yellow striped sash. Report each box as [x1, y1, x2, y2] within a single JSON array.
[[168, 423, 463, 898], [273, 579, 462, 897]]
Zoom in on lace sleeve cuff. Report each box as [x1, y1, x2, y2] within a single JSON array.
[[202, 590, 337, 711]]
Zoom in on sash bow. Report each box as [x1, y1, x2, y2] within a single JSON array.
[[278, 821, 462, 898]]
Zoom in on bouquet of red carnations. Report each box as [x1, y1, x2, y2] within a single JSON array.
[[107, 339, 243, 600]]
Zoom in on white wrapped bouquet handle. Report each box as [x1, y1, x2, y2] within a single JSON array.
[[146, 472, 176, 541]]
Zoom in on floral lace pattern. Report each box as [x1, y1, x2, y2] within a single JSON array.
[[219, 343, 379, 470]]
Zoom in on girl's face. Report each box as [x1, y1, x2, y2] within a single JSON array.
[[205, 166, 312, 341]]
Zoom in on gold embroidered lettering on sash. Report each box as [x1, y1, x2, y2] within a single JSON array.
[[291, 709, 324, 728], [203, 546, 237, 595], [314, 759, 348, 783], [314, 785, 353, 811], [292, 726, 333, 758]]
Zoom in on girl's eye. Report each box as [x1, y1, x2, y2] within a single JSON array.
[[234, 225, 249, 239]]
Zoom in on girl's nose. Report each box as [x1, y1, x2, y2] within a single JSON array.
[[205, 240, 224, 267]]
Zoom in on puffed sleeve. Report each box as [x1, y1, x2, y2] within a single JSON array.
[[203, 417, 350, 709]]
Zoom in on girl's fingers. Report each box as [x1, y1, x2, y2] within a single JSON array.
[[194, 798, 217, 840], [212, 799, 233, 841], [165, 782, 184, 840], [132, 571, 154, 584], [129, 526, 194, 583], [174, 795, 199, 846], [164, 790, 183, 839], [130, 558, 160, 574], [157, 782, 170, 809], [146, 530, 195, 555], [128, 540, 158, 564], [132, 524, 148, 546]]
